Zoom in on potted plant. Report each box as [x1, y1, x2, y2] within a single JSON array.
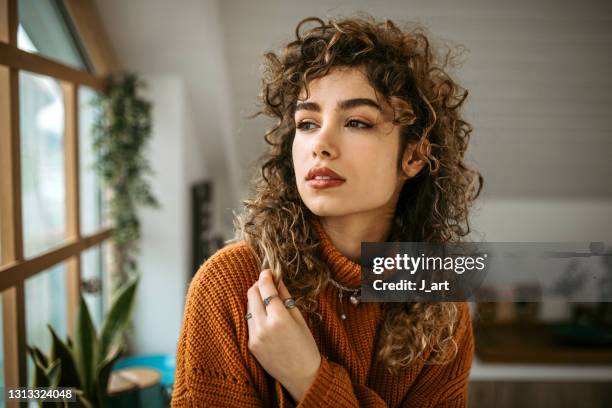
[[27, 277, 139, 407]]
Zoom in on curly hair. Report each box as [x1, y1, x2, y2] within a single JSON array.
[[235, 15, 483, 374]]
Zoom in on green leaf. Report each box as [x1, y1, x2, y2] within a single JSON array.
[[27, 345, 49, 368], [27, 347, 50, 388], [48, 325, 81, 389], [94, 345, 124, 407], [98, 277, 138, 363], [91, 73, 157, 289], [45, 359, 61, 386], [75, 390, 95, 408], [73, 296, 98, 397]]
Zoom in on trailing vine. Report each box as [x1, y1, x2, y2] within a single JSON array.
[[92, 73, 159, 290]]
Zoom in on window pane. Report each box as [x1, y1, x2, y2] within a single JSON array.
[[20, 72, 66, 258], [81, 244, 105, 330], [79, 87, 109, 235], [25, 263, 67, 384], [17, 0, 88, 71]]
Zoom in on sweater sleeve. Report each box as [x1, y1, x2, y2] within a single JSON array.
[[296, 303, 474, 408], [296, 356, 388, 407], [171, 247, 267, 407]]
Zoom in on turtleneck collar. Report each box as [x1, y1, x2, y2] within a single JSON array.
[[312, 217, 362, 288]]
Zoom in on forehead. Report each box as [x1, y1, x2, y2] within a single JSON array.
[[298, 67, 378, 102]]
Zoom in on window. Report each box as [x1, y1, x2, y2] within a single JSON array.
[[81, 243, 109, 330], [18, 0, 89, 71], [25, 262, 67, 383], [0, 0, 117, 392], [79, 86, 109, 235], [20, 71, 67, 258]]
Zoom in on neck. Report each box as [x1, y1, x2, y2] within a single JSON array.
[[320, 213, 394, 263]]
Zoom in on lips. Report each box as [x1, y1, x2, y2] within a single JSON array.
[[305, 166, 345, 181], [305, 166, 346, 189]]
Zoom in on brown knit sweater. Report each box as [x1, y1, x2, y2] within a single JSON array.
[[172, 221, 474, 407]]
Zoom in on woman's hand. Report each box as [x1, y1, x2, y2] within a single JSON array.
[[246, 269, 321, 402]]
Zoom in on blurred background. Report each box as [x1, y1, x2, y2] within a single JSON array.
[[1, 0, 611, 407]]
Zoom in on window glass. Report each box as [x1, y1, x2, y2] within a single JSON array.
[[17, 0, 89, 71], [79, 87, 109, 235], [81, 244, 105, 330], [25, 262, 67, 384], [20, 71, 66, 258]]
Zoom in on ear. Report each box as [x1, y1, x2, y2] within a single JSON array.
[[401, 139, 429, 180]]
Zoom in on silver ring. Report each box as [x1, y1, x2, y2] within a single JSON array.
[[284, 298, 296, 309], [263, 294, 278, 307], [245, 312, 253, 320]]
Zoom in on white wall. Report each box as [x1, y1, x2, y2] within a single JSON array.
[[95, 0, 239, 355], [95, 0, 240, 238], [469, 197, 612, 243], [132, 75, 207, 355]]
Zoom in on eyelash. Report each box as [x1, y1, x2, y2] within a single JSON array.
[[295, 119, 373, 130]]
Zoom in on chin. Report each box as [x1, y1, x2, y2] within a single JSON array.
[[302, 197, 348, 217], [303, 196, 367, 218]]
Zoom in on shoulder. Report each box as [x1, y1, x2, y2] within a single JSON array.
[[452, 302, 473, 340], [186, 240, 261, 310], [451, 302, 475, 358], [196, 240, 261, 283]]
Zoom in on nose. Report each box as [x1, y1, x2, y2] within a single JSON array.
[[312, 127, 339, 159]]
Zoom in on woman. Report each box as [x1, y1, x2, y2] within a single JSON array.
[[172, 16, 483, 408]]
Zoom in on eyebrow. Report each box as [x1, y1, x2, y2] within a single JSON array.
[[295, 98, 383, 113]]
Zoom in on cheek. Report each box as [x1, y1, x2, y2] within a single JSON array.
[[354, 142, 398, 177], [351, 143, 400, 195], [292, 135, 312, 184], [291, 137, 303, 172]]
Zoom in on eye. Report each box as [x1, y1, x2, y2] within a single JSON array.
[[346, 119, 373, 129], [296, 120, 318, 131]]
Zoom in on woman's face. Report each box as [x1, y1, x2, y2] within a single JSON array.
[[292, 67, 409, 219]]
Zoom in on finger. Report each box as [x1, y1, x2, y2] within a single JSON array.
[[247, 282, 267, 325], [278, 279, 308, 327], [258, 269, 285, 316], [245, 301, 255, 333]]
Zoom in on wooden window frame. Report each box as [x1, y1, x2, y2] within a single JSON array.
[[0, 0, 118, 401]]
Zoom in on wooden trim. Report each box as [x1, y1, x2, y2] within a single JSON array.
[[0, 67, 23, 267], [0, 0, 17, 45], [63, 82, 80, 241], [0, 0, 6, 44], [66, 256, 81, 335], [0, 0, 21, 267], [0, 42, 107, 89], [1, 0, 24, 397], [0, 228, 112, 291], [2, 283, 27, 394], [63, 0, 119, 75], [63, 81, 81, 336]]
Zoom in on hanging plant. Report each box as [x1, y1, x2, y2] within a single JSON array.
[[92, 73, 159, 290]]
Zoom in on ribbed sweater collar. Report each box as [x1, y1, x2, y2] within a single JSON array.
[[312, 218, 362, 288]]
